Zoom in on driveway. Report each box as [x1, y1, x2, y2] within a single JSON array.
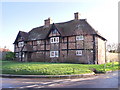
[[1, 71, 119, 88]]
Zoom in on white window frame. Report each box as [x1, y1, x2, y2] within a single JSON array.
[[76, 35, 84, 40], [50, 37, 59, 43], [76, 50, 82, 56], [50, 51, 59, 57]]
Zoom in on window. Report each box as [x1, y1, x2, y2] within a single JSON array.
[[76, 50, 82, 56], [22, 52, 25, 58], [91, 50, 93, 52], [52, 29, 58, 34], [50, 51, 55, 57], [33, 41, 37, 46], [76, 35, 84, 40], [18, 41, 24, 47], [50, 51, 59, 57], [19, 52, 21, 58], [15, 53, 18, 57], [50, 37, 59, 43], [37, 41, 41, 45]]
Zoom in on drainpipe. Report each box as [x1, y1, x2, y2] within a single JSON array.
[[105, 41, 107, 63]]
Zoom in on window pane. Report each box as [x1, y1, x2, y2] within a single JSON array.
[[22, 53, 24, 57], [56, 37, 59, 43], [19, 52, 21, 58], [55, 51, 59, 57], [37, 41, 40, 44], [54, 38, 56, 42], [50, 51, 55, 57], [52, 29, 57, 34], [76, 36, 79, 40], [80, 36, 84, 40], [16, 53, 18, 57], [50, 38, 53, 43]]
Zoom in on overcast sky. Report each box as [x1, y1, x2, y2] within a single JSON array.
[[0, 0, 119, 51]]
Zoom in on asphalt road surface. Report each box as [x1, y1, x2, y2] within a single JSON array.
[[1, 71, 119, 88]]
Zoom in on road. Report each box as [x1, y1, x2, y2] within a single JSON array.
[[1, 71, 119, 88]]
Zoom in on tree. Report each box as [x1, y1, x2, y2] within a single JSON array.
[[116, 43, 120, 53], [107, 43, 120, 53], [5, 52, 15, 60]]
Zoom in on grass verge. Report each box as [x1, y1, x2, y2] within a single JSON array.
[[1, 60, 119, 75]]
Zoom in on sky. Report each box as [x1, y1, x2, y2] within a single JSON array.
[[0, 0, 119, 51]]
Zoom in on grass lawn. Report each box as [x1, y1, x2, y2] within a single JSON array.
[[1, 60, 119, 75]]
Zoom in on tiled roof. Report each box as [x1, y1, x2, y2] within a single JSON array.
[[14, 19, 106, 43], [13, 31, 29, 44], [28, 25, 51, 40], [55, 19, 97, 36], [0, 48, 11, 52], [20, 31, 28, 41]]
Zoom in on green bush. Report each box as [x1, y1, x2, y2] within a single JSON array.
[[5, 52, 15, 60]]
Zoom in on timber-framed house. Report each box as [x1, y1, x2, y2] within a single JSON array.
[[14, 12, 107, 64]]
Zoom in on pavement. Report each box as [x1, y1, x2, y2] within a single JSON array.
[[1, 70, 119, 88], [0, 72, 95, 79]]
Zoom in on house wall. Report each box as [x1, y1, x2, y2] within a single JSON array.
[[40, 35, 93, 64], [97, 37, 106, 64], [60, 50, 93, 64], [63, 35, 94, 64], [15, 34, 95, 64], [31, 51, 45, 62], [14, 30, 106, 64]]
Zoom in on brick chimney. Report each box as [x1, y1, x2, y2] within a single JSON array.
[[44, 17, 52, 27], [74, 12, 80, 20]]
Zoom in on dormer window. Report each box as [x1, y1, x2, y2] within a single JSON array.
[[50, 37, 59, 43], [18, 41, 24, 47], [76, 35, 84, 40], [52, 29, 58, 34]]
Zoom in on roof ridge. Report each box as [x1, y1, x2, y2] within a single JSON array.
[[55, 19, 86, 24], [19, 31, 28, 33]]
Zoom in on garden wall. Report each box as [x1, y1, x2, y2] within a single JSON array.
[[106, 52, 120, 62]]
